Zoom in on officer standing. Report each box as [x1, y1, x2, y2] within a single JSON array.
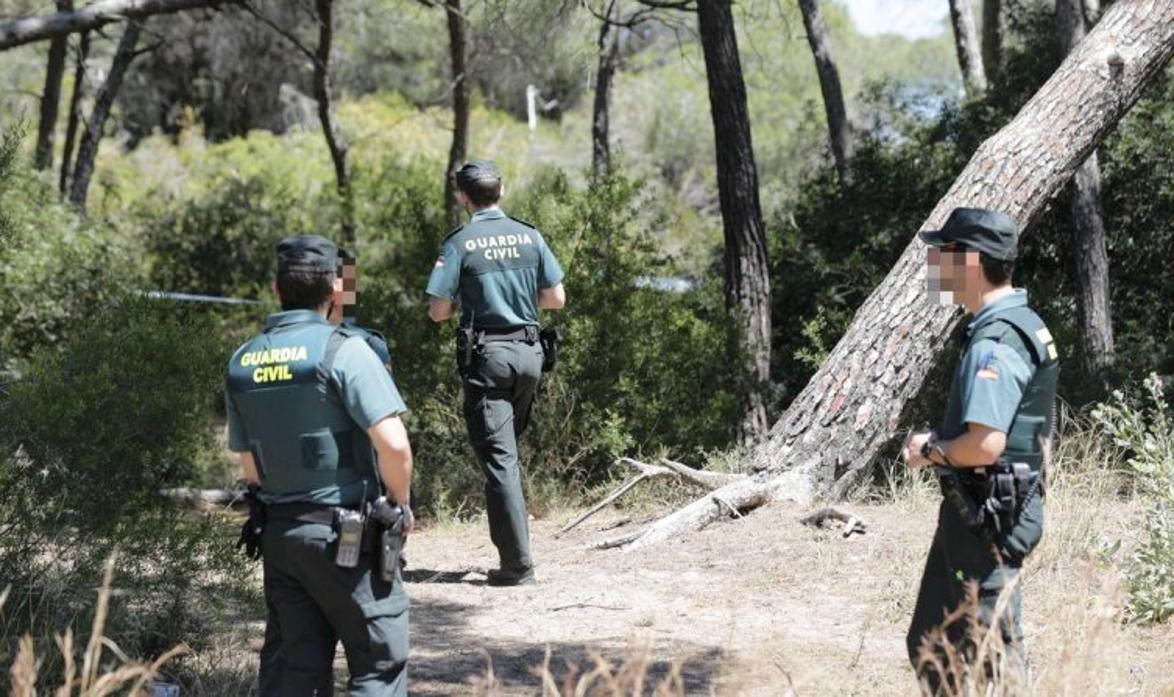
[[228, 235, 414, 696], [255, 246, 396, 696], [425, 160, 566, 586], [902, 208, 1059, 693]]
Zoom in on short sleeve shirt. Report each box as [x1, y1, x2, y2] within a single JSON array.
[[939, 291, 1035, 440], [225, 312, 406, 453], [425, 208, 564, 327]]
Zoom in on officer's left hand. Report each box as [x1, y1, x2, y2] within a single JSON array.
[[902, 430, 933, 468]]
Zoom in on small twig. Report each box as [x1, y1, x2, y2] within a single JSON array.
[[712, 495, 743, 519], [587, 529, 645, 550], [548, 603, 628, 612]]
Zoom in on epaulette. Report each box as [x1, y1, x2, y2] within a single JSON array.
[[508, 215, 537, 230], [442, 224, 465, 243]]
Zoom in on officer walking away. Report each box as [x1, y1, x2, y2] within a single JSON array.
[[255, 246, 397, 696], [228, 235, 415, 696], [901, 208, 1059, 694], [425, 159, 566, 587]]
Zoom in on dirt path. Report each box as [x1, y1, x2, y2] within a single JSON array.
[[396, 494, 1174, 696]]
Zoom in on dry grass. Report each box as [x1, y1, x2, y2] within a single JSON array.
[[4, 554, 186, 697], [471, 645, 689, 697]]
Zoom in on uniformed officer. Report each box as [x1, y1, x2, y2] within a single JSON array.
[[256, 246, 396, 696], [425, 159, 566, 586], [902, 208, 1059, 693], [227, 235, 414, 696]]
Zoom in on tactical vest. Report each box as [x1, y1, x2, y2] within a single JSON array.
[[966, 305, 1061, 470], [227, 317, 378, 505]]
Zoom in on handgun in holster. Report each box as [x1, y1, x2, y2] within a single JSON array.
[[539, 327, 562, 372], [368, 497, 408, 583], [456, 324, 478, 377], [237, 484, 265, 561]]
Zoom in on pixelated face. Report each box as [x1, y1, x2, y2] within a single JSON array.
[[926, 246, 980, 306], [339, 257, 358, 307]]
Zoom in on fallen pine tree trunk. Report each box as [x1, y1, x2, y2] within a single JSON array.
[[607, 0, 1174, 551], [0, 0, 237, 51]]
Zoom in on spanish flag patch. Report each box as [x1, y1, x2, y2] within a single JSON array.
[[976, 351, 1000, 381]]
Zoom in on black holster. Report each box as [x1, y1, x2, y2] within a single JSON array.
[[456, 325, 478, 377], [237, 485, 265, 561], [539, 327, 562, 372], [938, 460, 1041, 542], [368, 497, 407, 583]]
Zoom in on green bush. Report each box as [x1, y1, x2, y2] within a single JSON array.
[[1092, 374, 1174, 624]]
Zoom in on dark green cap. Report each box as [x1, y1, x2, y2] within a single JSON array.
[[919, 207, 1019, 261], [276, 235, 338, 273], [455, 159, 501, 188]]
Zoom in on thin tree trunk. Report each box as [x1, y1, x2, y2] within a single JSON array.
[[59, 29, 88, 197], [443, 0, 469, 228], [0, 0, 235, 51], [797, 0, 851, 184], [591, 0, 620, 182], [948, 0, 988, 95], [696, 0, 771, 445], [982, 0, 1002, 86], [1057, 0, 1114, 374], [33, 0, 73, 171], [312, 0, 354, 249], [68, 20, 141, 209], [614, 0, 1174, 548]]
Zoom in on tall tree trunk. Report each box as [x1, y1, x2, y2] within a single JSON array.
[[1057, 0, 1114, 374], [33, 0, 73, 171], [982, 0, 1002, 86], [696, 0, 771, 445], [0, 0, 236, 51], [312, 0, 354, 249], [59, 30, 88, 197], [948, 0, 988, 95], [68, 20, 140, 209], [612, 0, 1174, 549], [443, 0, 469, 228], [591, 0, 620, 182], [797, 0, 851, 184]]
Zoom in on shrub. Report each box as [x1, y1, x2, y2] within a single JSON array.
[[1092, 373, 1174, 623]]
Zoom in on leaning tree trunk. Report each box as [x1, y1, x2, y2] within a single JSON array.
[[59, 29, 88, 197], [949, 0, 988, 95], [591, 0, 620, 182], [68, 20, 140, 209], [33, 0, 73, 171], [982, 0, 1002, 86], [798, 0, 851, 184], [443, 0, 469, 228], [312, 0, 354, 249], [697, 0, 771, 445], [612, 0, 1174, 550], [1057, 0, 1114, 374], [0, 0, 236, 50]]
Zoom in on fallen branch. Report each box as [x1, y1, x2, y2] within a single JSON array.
[[556, 457, 739, 538], [160, 488, 245, 508], [0, 0, 238, 51]]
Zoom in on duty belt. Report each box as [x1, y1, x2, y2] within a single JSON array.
[[476, 325, 539, 343], [267, 501, 362, 525]]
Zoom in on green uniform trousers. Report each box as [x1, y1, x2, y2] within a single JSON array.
[[906, 489, 1044, 694], [463, 340, 544, 572], [261, 519, 409, 697]]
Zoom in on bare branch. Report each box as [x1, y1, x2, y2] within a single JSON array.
[[0, 0, 240, 51]]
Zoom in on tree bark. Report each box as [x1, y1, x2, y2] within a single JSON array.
[[59, 30, 88, 197], [982, 0, 1002, 86], [68, 20, 141, 209], [0, 0, 234, 51], [948, 0, 988, 95], [33, 0, 73, 171], [797, 0, 851, 184], [1057, 0, 1114, 374], [616, 0, 1174, 549], [696, 0, 771, 445], [443, 0, 469, 228], [312, 0, 354, 249], [591, 0, 620, 182]]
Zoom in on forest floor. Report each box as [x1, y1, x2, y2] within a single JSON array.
[[270, 484, 1174, 697]]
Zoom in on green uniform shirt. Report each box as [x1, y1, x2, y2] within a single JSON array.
[[225, 310, 407, 504], [939, 290, 1035, 440], [425, 208, 564, 328]]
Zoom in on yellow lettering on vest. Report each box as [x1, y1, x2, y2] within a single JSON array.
[[252, 364, 295, 383]]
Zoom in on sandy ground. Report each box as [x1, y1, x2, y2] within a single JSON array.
[[372, 494, 1174, 697]]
